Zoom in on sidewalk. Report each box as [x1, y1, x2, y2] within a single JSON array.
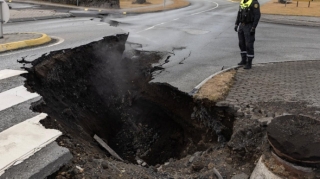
[[224, 61, 320, 108], [194, 61, 320, 178], [9, 9, 71, 22], [196, 60, 320, 110]]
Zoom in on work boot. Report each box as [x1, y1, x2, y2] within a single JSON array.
[[237, 58, 247, 66], [244, 58, 252, 69]]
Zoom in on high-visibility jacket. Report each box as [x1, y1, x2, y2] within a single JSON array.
[[240, 0, 253, 9], [235, 0, 261, 28]]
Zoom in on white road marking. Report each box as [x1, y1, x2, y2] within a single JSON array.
[[135, 1, 219, 34], [0, 36, 64, 57], [0, 86, 39, 112], [0, 69, 27, 80], [0, 113, 62, 176], [146, 26, 155, 30]]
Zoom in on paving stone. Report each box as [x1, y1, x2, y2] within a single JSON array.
[[257, 117, 273, 125], [224, 61, 320, 108]]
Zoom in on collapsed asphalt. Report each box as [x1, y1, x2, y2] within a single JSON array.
[[21, 34, 248, 178], [21, 33, 320, 178]]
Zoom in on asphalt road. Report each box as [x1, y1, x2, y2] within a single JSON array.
[[0, 17, 124, 71], [2, 0, 320, 93], [1, 0, 320, 177], [106, 0, 320, 93]]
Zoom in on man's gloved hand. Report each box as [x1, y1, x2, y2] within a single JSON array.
[[250, 27, 255, 35], [234, 25, 238, 32]]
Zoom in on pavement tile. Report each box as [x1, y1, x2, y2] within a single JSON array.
[[225, 61, 320, 108]]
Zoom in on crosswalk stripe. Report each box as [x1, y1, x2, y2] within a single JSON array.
[[0, 86, 39, 112], [0, 113, 62, 176], [0, 69, 27, 80]]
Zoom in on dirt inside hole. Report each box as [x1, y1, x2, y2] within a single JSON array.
[[23, 34, 236, 173]]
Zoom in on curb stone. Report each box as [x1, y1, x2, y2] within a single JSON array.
[[1, 142, 73, 178], [12, 0, 189, 15], [0, 33, 51, 52], [189, 65, 239, 96], [261, 14, 320, 27], [8, 13, 72, 23]]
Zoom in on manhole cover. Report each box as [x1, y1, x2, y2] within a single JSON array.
[[267, 115, 320, 165]]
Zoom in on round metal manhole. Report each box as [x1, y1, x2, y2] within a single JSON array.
[[267, 115, 320, 166]]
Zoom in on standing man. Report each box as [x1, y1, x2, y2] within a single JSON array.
[[234, 0, 261, 69]]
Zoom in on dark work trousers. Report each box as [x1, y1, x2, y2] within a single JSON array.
[[238, 23, 255, 61]]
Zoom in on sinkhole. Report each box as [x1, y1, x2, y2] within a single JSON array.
[[23, 34, 235, 166]]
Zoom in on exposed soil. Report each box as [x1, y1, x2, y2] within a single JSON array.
[[23, 34, 262, 178], [194, 70, 236, 102]]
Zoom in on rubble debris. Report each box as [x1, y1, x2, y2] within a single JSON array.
[[228, 118, 266, 153], [213, 167, 223, 179], [231, 173, 249, 179], [257, 117, 273, 125], [75, 166, 84, 173], [94, 134, 124, 162], [207, 162, 214, 170], [251, 156, 282, 179]]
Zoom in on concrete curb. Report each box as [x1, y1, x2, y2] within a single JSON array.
[[261, 19, 320, 27], [260, 14, 320, 27], [189, 65, 239, 96], [0, 33, 51, 52], [124, 3, 191, 14], [261, 17, 320, 27], [1, 142, 73, 178], [12, 0, 189, 15], [8, 14, 72, 23]]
